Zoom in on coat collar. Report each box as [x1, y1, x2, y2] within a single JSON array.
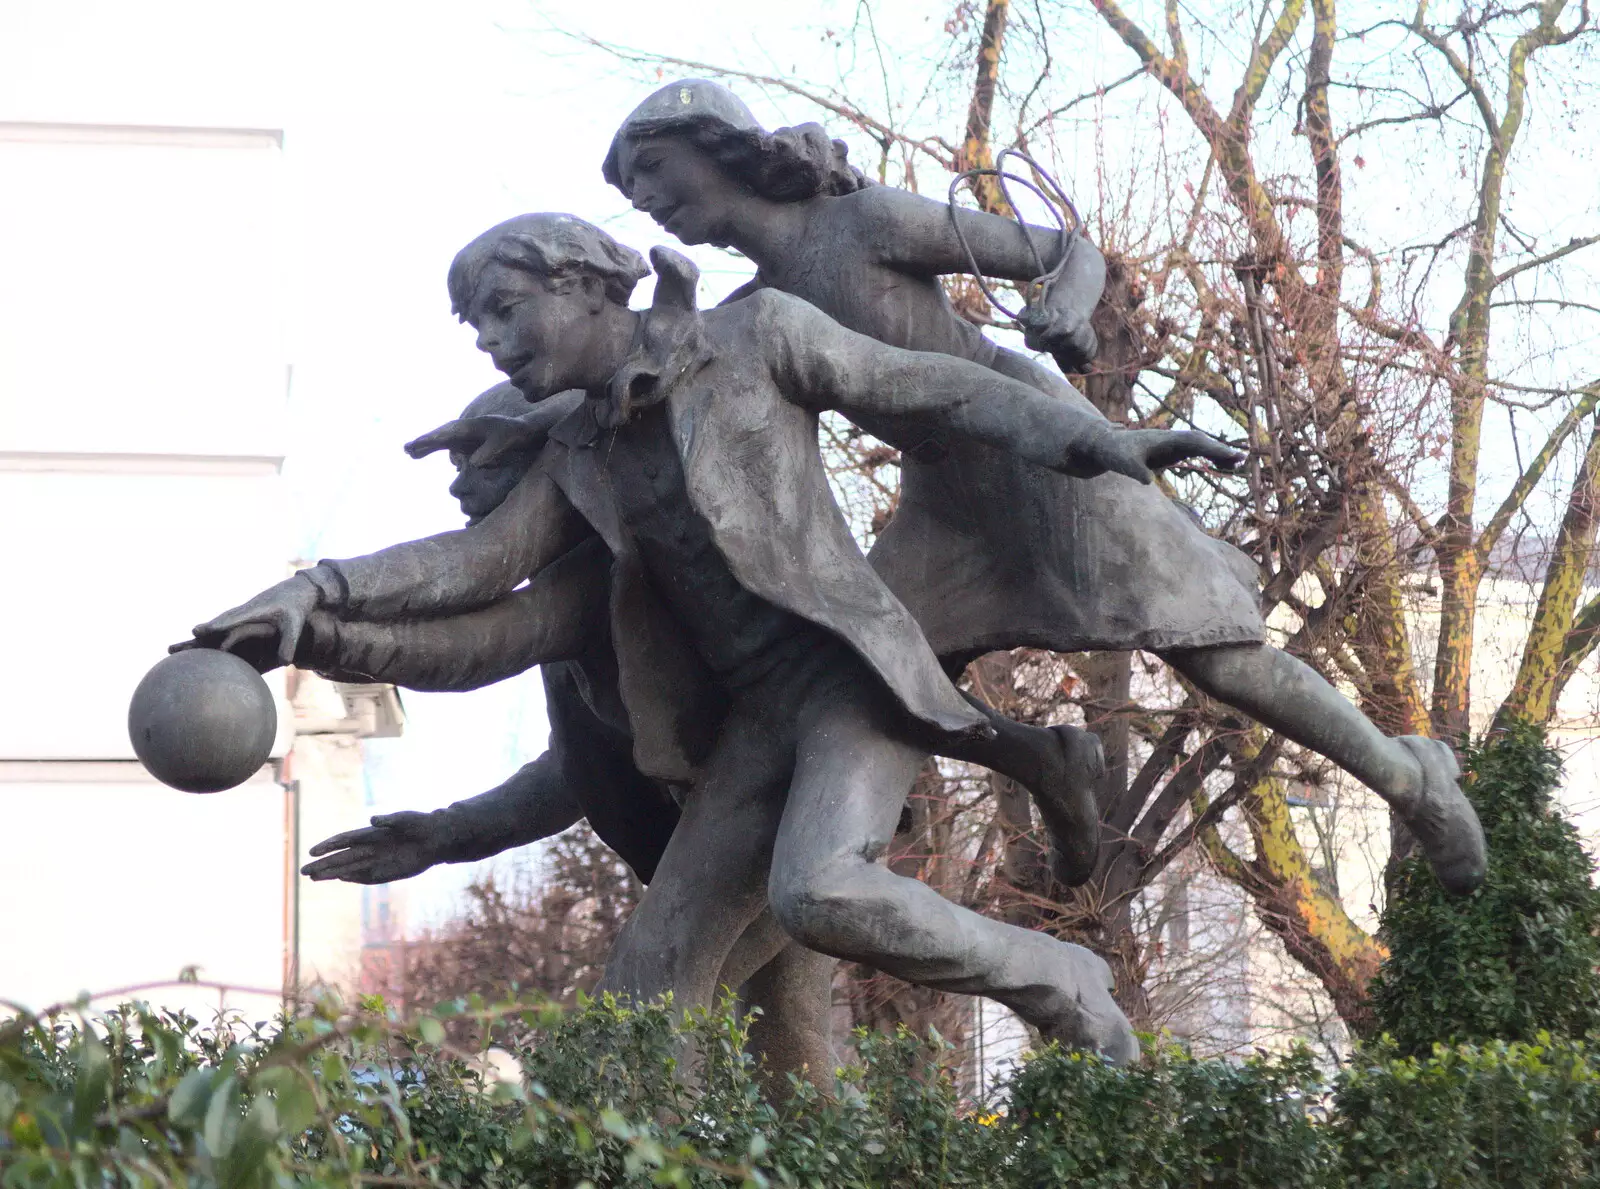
[[548, 246, 714, 449]]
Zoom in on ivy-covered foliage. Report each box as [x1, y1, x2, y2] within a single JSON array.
[[1369, 723, 1600, 1055], [5, 991, 1600, 1187]]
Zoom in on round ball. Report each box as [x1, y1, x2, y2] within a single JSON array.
[[129, 650, 278, 792]]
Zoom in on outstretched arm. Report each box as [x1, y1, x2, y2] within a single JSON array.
[[762, 290, 1239, 483], [861, 185, 1072, 280], [320, 454, 589, 621], [301, 755, 584, 884], [298, 538, 610, 691], [182, 451, 590, 665]]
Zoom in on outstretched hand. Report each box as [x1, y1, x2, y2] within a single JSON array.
[[301, 811, 442, 884], [1083, 427, 1246, 485], [406, 414, 544, 468], [171, 573, 321, 671]]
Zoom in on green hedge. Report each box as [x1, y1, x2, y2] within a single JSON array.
[[3, 994, 1599, 1187]]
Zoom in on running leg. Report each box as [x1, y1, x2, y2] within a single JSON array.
[[767, 671, 1137, 1062], [1163, 642, 1485, 893]]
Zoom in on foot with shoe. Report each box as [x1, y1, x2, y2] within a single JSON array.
[[1395, 736, 1487, 895], [1030, 725, 1106, 888]]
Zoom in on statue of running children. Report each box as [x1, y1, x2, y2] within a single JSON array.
[[183, 213, 1241, 1059], [297, 371, 1207, 1083], [243, 376, 1145, 1081], [598, 78, 1486, 897]]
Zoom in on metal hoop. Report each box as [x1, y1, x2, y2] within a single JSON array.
[[947, 149, 1083, 323]]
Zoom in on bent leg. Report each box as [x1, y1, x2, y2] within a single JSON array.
[[940, 694, 1105, 886], [767, 673, 1137, 1062], [1164, 642, 1485, 893]]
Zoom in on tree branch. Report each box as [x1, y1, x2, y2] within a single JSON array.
[[1475, 382, 1600, 566], [1554, 589, 1600, 700], [1493, 233, 1600, 288], [1105, 709, 1198, 837], [1131, 733, 1230, 851], [1406, 12, 1503, 136], [1502, 413, 1600, 724], [1228, 0, 1310, 127], [1144, 735, 1285, 885]]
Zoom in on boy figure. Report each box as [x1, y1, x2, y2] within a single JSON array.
[[293, 381, 680, 887], [291, 380, 836, 1088], [188, 213, 1242, 1058], [293, 377, 1153, 1085]]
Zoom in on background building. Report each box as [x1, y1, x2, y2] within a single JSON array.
[[0, 115, 404, 1017], [0, 0, 600, 1021], [0, 117, 309, 1021]]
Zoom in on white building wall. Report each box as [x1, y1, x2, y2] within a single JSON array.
[[0, 96, 304, 1013], [0, 763, 288, 1023]]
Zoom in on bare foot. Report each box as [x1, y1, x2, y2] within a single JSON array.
[[1395, 736, 1487, 895], [1028, 725, 1106, 887]]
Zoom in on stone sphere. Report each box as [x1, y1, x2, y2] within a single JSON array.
[[128, 650, 278, 793]]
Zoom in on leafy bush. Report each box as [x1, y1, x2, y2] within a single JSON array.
[[1007, 1042, 1332, 1187], [1369, 723, 1600, 1055], [7, 990, 1600, 1187], [1336, 1036, 1600, 1189]]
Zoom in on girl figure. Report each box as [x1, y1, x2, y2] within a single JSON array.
[[602, 78, 1483, 896]]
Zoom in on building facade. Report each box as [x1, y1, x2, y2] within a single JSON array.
[[0, 117, 398, 1021]]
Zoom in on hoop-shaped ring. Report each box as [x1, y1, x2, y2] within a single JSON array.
[[946, 148, 1083, 322]]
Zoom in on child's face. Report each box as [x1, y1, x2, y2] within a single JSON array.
[[463, 261, 593, 400], [617, 134, 741, 248], [449, 453, 526, 526]]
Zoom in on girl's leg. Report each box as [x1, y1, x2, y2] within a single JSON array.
[[1163, 642, 1485, 893]]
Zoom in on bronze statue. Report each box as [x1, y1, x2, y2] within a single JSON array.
[[295, 375, 1124, 1081], [184, 214, 1241, 1058], [157, 78, 1486, 1073]]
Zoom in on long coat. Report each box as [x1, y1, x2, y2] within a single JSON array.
[[313, 249, 1141, 779]]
